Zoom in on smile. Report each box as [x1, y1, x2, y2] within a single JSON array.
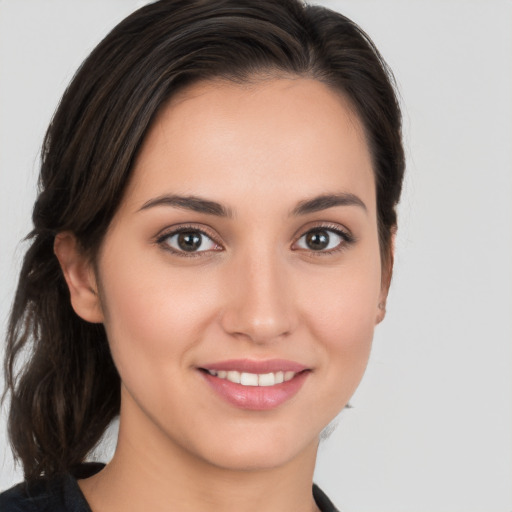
[[205, 369, 297, 387], [199, 359, 310, 410]]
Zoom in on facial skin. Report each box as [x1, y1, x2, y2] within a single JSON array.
[[56, 77, 389, 512]]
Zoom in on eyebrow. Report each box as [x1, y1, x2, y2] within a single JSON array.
[[139, 194, 233, 217], [291, 193, 367, 216], [138, 192, 366, 218]]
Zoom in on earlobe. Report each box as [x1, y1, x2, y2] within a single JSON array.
[[376, 231, 395, 325], [54, 232, 104, 323], [376, 262, 391, 325], [375, 301, 386, 325]]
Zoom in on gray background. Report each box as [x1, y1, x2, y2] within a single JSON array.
[[1, 1, 511, 511]]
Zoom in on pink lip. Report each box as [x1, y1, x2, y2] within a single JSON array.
[[200, 358, 308, 374], [198, 359, 310, 411]]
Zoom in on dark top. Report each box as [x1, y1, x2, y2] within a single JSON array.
[[0, 463, 339, 511]]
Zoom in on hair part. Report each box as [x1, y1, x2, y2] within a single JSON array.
[[3, 0, 404, 481]]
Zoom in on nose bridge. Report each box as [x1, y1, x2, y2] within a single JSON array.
[[220, 243, 295, 343]]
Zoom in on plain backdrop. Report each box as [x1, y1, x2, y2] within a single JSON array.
[[1, 1, 511, 511]]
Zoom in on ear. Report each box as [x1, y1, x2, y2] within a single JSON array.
[[54, 232, 104, 323], [375, 231, 396, 325]]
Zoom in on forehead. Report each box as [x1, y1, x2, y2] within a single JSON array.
[[123, 77, 375, 215]]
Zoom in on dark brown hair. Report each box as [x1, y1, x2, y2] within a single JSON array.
[[3, 0, 405, 481]]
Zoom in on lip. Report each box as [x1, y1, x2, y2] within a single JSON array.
[[198, 359, 311, 411], [200, 358, 308, 374]]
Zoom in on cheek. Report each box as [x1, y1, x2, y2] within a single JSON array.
[[300, 250, 381, 394], [313, 288, 376, 372], [96, 245, 219, 376], [305, 250, 381, 336]]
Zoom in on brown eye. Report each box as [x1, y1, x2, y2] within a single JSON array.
[[161, 229, 219, 254], [295, 228, 349, 252], [177, 231, 202, 251], [305, 230, 330, 250]]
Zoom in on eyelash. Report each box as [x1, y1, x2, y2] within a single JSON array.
[[155, 223, 355, 258], [293, 224, 356, 256], [155, 224, 221, 259]]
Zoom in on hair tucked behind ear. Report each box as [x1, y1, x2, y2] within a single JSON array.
[[3, 0, 404, 481]]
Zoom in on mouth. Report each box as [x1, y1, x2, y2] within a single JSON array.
[[201, 369, 300, 387], [198, 359, 311, 410]]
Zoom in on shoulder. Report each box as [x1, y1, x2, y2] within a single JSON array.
[[313, 483, 340, 512], [0, 482, 28, 512], [0, 478, 62, 512], [0, 463, 103, 512]]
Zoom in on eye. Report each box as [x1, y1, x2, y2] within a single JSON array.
[[158, 228, 221, 254], [294, 227, 350, 252]]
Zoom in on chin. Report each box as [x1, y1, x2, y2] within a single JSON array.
[[184, 422, 320, 473]]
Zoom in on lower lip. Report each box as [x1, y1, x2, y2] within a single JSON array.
[[200, 371, 310, 410]]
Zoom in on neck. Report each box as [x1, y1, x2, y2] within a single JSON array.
[[79, 394, 321, 512]]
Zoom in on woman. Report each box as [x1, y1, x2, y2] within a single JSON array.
[[1, 0, 404, 510]]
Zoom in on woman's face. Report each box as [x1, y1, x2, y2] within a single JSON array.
[[93, 78, 386, 471]]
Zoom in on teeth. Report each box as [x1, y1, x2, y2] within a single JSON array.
[[227, 370, 241, 384], [206, 369, 297, 386], [258, 372, 275, 387], [284, 371, 295, 382], [240, 372, 258, 386]]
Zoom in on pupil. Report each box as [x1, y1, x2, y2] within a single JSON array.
[[177, 231, 202, 251], [306, 230, 329, 250]]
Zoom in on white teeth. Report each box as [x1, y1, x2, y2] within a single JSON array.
[[240, 372, 259, 386], [284, 371, 295, 382], [258, 372, 275, 387], [207, 369, 298, 386], [227, 370, 241, 384]]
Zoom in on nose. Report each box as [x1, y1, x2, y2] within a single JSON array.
[[220, 248, 297, 344]]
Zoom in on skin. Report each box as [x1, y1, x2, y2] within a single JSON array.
[[55, 77, 390, 512]]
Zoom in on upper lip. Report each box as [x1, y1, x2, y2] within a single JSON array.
[[199, 359, 309, 374]]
